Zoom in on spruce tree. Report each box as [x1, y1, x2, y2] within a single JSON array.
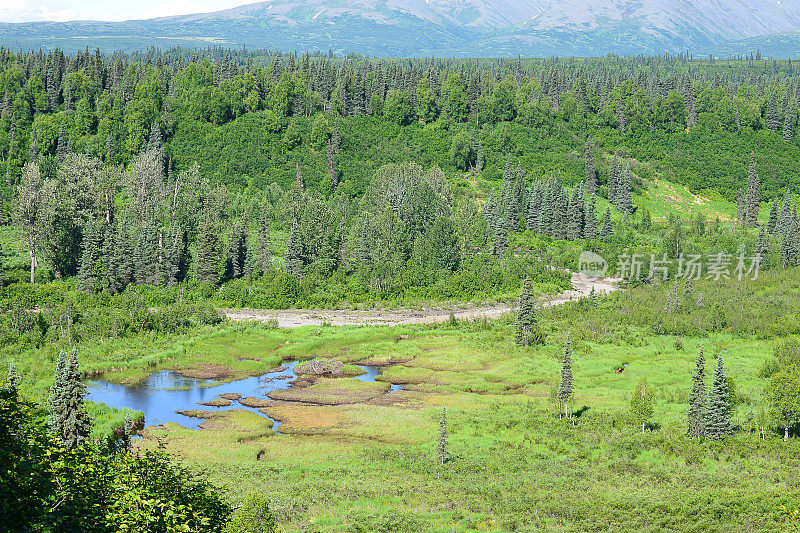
[[584, 194, 598, 239], [608, 155, 620, 205], [744, 152, 760, 228], [196, 211, 221, 284], [515, 277, 538, 346], [437, 407, 448, 465], [687, 348, 706, 438], [705, 355, 734, 440], [757, 225, 769, 259], [767, 90, 781, 132], [767, 198, 780, 234], [257, 208, 271, 276], [285, 223, 303, 279], [566, 185, 585, 240], [784, 102, 796, 142], [493, 222, 508, 258], [599, 208, 613, 240], [616, 164, 634, 215], [526, 182, 542, 233], [558, 333, 574, 420], [585, 140, 597, 195], [778, 189, 794, 238], [48, 351, 92, 449], [77, 220, 104, 293], [226, 221, 247, 280]]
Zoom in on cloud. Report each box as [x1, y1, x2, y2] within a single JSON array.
[[0, 0, 248, 23]]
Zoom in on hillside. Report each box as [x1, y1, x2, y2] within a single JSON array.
[[3, 0, 800, 56]]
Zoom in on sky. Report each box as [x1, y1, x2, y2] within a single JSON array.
[[0, 0, 249, 22]]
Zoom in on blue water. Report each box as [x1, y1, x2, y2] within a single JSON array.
[[87, 360, 402, 432]]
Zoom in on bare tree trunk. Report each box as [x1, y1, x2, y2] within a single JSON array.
[[785, 426, 790, 442], [642, 422, 646, 434]]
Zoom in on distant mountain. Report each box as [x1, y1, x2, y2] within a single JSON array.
[[2, 0, 800, 57]]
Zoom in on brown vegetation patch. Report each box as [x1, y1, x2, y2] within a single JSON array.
[[261, 404, 344, 433], [239, 397, 279, 408], [219, 393, 242, 401], [267, 378, 389, 405], [175, 365, 233, 380], [295, 358, 344, 377], [201, 397, 232, 407]]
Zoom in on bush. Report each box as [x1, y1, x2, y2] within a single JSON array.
[[226, 492, 277, 533]]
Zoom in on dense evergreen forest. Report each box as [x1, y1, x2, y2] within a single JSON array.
[[7, 46, 800, 532], [2, 48, 800, 303]]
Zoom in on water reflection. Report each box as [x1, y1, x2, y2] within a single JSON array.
[[87, 361, 403, 432]]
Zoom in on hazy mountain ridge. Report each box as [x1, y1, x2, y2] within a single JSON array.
[[2, 0, 800, 56]]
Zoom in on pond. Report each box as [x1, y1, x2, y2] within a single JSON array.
[[86, 361, 402, 433]]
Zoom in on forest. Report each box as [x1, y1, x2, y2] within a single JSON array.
[[4, 47, 800, 532]]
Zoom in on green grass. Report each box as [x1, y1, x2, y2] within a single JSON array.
[[10, 265, 800, 530]]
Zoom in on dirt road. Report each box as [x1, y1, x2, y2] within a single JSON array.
[[223, 273, 619, 329]]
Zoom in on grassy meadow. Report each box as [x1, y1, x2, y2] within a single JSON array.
[[10, 269, 787, 531]]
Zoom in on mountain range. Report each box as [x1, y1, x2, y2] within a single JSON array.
[[2, 0, 800, 57]]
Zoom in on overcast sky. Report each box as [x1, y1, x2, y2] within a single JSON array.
[[0, 0, 249, 22]]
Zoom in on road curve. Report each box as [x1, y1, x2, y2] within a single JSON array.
[[222, 273, 619, 329]]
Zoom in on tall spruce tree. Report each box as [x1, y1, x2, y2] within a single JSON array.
[[584, 194, 598, 239], [77, 220, 104, 293], [566, 185, 585, 240], [767, 198, 780, 234], [515, 277, 538, 346], [599, 208, 613, 240], [226, 221, 247, 280], [705, 355, 734, 440], [285, 223, 303, 279], [558, 333, 574, 420], [585, 140, 597, 195], [743, 153, 761, 228], [48, 351, 92, 449], [778, 189, 794, 238], [196, 210, 221, 284], [257, 208, 271, 276], [687, 348, 706, 438]]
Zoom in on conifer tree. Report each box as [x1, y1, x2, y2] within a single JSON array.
[[767, 198, 780, 234], [48, 351, 92, 449], [526, 182, 541, 232], [162, 225, 184, 286], [608, 155, 620, 204], [757, 225, 769, 259], [687, 348, 706, 438], [493, 222, 508, 258], [778, 189, 794, 237], [285, 223, 303, 279], [599, 208, 613, 239], [585, 140, 597, 194], [616, 165, 634, 215], [257, 208, 271, 276], [630, 377, 655, 433], [77, 220, 104, 293], [705, 355, 734, 440], [767, 90, 781, 132], [226, 221, 247, 280], [196, 211, 221, 284], [584, 194, 598, 239], [566, 185, 585, 240], [558, 333, 574, 420], [515, 277, 538, 346], [784, 102, 796, 142], [437, 407, 448, 465], [744, 153, 760, 228]]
